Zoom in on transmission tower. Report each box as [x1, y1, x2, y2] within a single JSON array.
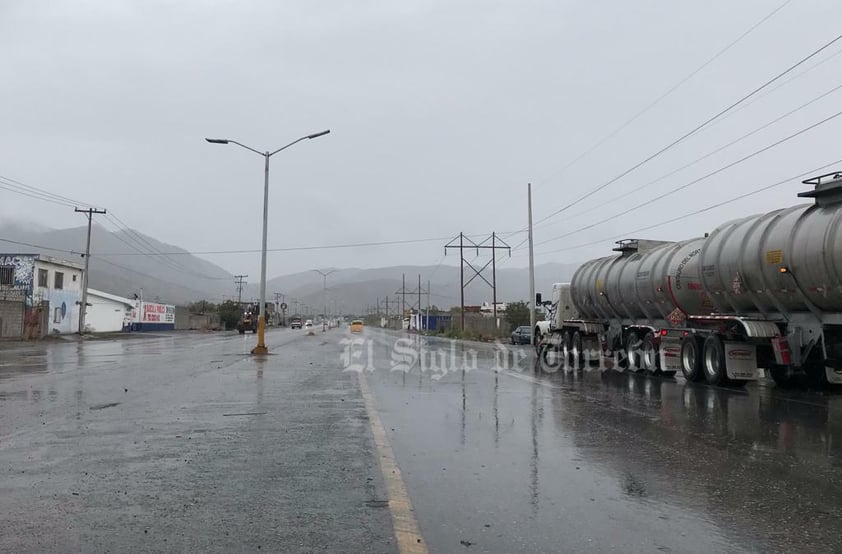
[[444, 232, 510, 330], [234, 274, 248, 305]]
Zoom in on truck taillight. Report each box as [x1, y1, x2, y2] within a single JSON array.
[[660, 329, 668, 336], [771, 336, 791, 365]]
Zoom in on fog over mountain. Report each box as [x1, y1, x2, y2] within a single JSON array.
[[0, 221, 578, 312]]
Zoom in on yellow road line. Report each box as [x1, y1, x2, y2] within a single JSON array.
[[357, 371, 428, 554]]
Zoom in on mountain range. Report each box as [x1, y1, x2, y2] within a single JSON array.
[[0, 221, 580, 313]]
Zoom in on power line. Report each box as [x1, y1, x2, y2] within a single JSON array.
[[530, 158, 842, 258], [0, 174, 101, 209], [533, 108, 842, 248], [533, 31, 842, 227], [0, 174, 225, 281], [554, 78, 842, 227], [101, 213, 229, 281], [0, 237, 76, 255], [96, 257, 218, 299], [95, 235, 460, 257], [707, 43, 842, 129], [533, 0, 792, 190]]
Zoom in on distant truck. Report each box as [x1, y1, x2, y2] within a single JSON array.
[[236, 306, 258, 334], [290, 317, 303, 330]]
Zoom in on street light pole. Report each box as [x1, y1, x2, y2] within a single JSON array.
[[257, 151, 270, 351], [312, 269, 337, 332], [206, 129, 330, 355]]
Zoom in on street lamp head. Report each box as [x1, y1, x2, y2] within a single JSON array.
[[307, 130, 330, 140], [205, 138, 229, 144]]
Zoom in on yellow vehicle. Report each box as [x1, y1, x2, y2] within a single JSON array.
[[350, 320, 364, 333]]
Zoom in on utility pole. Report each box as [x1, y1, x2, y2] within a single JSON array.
[[75, 207, 106, 334], [402, 273, 406, 324], [234, 275, 248, 305], [492, 232, 497, 322], [426, 279, 431, 332], [417, 274, 422, 331], [528, 183, 536, 347]]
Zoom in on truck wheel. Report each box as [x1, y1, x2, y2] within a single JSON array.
[[571, 331, 585, 370], [238, 329, 245, 335], [703, 335, 728, 386], [626, 332, 642, 372], [680, 337, 704, 382], [641, 332, 661, 374]]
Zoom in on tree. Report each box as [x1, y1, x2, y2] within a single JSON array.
[[188, 300, 217, 314], [505, 301, 530, 332], [218, 300, 242, 330]]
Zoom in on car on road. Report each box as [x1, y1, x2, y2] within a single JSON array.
[[290, 317, 302, 329], [511, 325, 532, 345], [305, 320, 313, 329], [350, 320, 364, 333]]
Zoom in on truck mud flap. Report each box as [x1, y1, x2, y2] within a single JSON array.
[[724, 342, 759, 380], [660, 338, 682, 372]]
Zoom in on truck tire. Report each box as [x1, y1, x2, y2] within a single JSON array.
[[626, 332, 642, 372], [641, 332, 661, 374], [571, 331, 585, 370], [238, 329, 245, 335], [703, 335, 728, 386], [680, 337, 704, 382]]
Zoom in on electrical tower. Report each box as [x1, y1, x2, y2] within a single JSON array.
[[394, 273, 429, 330], [234, 275, 248, 304], [444, 232, 511, 331]]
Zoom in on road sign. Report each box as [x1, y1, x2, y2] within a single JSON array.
[[280, 302, 288, 311]]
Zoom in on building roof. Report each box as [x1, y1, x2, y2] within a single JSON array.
[[88, 288, 135, 307], [35, 254, 83, 270]]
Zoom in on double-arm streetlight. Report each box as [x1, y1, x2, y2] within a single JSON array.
[[312, 269, 337, 332], [206, 129, 330, 354]]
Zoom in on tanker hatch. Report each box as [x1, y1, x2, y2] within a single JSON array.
[[612, 238, 674, 257], [799, 171, 842, 207]]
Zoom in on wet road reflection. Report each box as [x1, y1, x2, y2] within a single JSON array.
[[1, 328, 398, 553], [362, 329, 842, 553]]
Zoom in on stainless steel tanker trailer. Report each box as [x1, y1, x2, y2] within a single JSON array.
[[535, 171, 842, 388]]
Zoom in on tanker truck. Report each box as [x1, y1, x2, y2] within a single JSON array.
[[536, 171, 842, 388]]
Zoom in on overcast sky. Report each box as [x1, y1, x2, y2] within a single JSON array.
[[2, 0, 842, 279]]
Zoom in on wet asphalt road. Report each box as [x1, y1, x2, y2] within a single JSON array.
[[2, 328, 842, 552], [0, 329, 394, 553]]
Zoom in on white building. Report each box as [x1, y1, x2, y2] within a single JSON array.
[[32, 255, 84, 335], [479, 301, 507, 317], [0, 253, 84, 337], [85, 289, 134, 333]]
